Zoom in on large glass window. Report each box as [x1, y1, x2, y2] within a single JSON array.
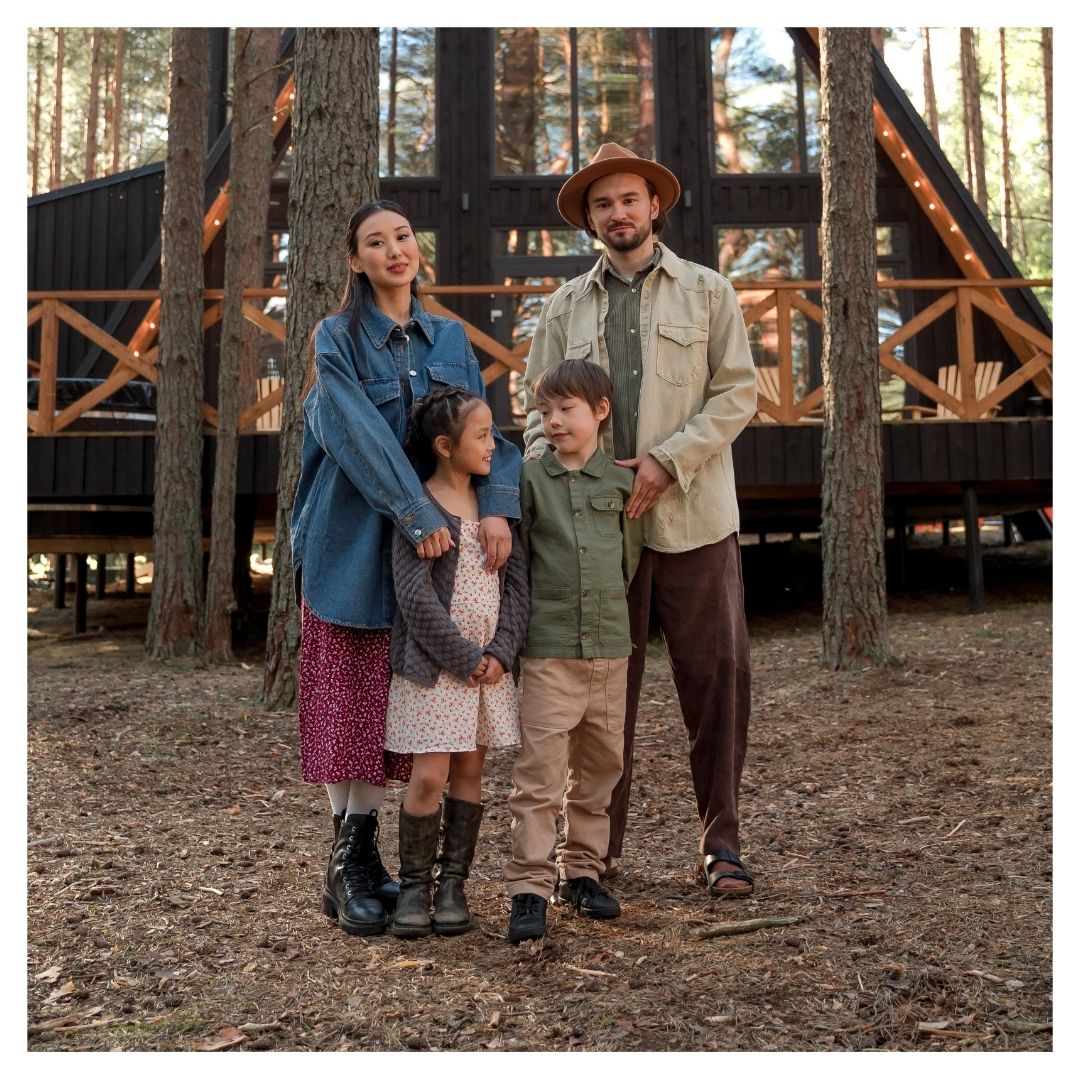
[[710, 28, 819, 174], [494, 28, 655, 175], [380, 28, 436, 177]]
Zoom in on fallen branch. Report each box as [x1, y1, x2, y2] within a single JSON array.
[[563, 964, 618, 979], [689, 915, 806, 939]]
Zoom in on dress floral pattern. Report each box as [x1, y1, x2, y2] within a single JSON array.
[[385, 520, 521, 753]]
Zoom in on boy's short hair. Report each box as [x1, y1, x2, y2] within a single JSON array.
[[532, 358, 613, 431]]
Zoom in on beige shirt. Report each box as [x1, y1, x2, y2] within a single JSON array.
[[523, 243, 758, 553]]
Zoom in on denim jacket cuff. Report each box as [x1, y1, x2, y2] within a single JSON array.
[[476, 485, 521, 522], [395, 498, 449, 545]]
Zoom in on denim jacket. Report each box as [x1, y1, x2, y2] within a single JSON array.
[[291, 296, 522, 628]]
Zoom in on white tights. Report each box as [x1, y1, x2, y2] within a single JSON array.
[[325, 781, 385, 818]]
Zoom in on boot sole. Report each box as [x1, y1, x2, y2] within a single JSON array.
[[433, 919, 472, 936], [389, 921, 433, 938], [322, 890, 387, 936], [507, 925, 546, 943]]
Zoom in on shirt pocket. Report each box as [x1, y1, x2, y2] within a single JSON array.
[[425, 363, 473, 392], [655, 322, 708, 387], [565, 341, 593, 362], [589, 494, 624, 538], [598, 588, 630, 648], [527, 586, 575, 645]]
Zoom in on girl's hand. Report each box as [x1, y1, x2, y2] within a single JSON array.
[[478, 655, 506, 685], [466, 656, 489, 687], [417, 526, 453, 560], [477, 516, 511, 573]]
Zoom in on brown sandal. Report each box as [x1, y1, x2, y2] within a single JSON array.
[[704, 850, 755, 898]]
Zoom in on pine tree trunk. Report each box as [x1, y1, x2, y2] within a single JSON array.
[[819, 28, 890, 671], [204, 27, 280, 663], [960, 28, 988, 215], [922, 27, 939, 142], [31, 32, 44, 195], [387, 28, 397, 176], [112, 29, 125, 173], [146, 28, 210, 660], [870, 28, 885, 55], [85, 29, 102, 181], [262, 29, 380, 709], [1041, 28, 1052, 204], [998, 29, 1014, 255], [50, 28, 64, 190]]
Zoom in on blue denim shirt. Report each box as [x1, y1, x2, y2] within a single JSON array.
[[291, 296, 522, 628]]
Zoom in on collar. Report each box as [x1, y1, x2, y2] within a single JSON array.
[[601, 242, 662, 286], [585, 241, 672, 292], [358, 286, 436, 348], [540, 445, 609, 478]]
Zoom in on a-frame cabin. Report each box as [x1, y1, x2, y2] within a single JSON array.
[[28, 28, 1051, 627]]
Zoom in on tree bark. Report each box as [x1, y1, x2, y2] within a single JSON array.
[[819, 28, 890, 670], [387, 27, 397, 176], [203, 27, 280, 663], [112, 29, 125, 174], [85, 29, 103, 182], [960, 28, 988, 215], [31, 31, 45, 195], [922, 27, 939, 143], [263, 28, 380, 709], [50, 28, 64, 190], [998, 29, 1014, 255], [870, 28, 885, 55], [1041, 27, 1052, 205], [146, 28, 210, 660]]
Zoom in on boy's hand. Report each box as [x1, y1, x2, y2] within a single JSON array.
[[477, 516, 511, 573], [466, 656, 489, 687], [417, 526, 454, 559], [478, 655, 506, 684], [615, 454, 674, 518]]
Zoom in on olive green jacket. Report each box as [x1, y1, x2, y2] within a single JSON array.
[[523, 243, 757, 553], [519, 448, 642, 659]]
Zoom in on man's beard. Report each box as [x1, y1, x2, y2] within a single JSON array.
[[602, 220, 652, 252]]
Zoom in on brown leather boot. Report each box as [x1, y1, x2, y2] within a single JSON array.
[[389, 805, 441, 938], [432, 798, 483, 936]]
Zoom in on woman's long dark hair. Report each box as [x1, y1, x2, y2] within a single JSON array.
[[302, 200, 423, 400]]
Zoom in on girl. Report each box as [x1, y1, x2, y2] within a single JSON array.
[[292, 201, 521, 937], [385, 387, 529, 938]]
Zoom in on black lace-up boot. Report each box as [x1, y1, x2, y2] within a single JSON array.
[[358, 809, 399, 912], [507, 892, 548, 943], [322, 813, 387, 936]]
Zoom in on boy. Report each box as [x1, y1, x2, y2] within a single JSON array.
[[504, 358, 642, 942]]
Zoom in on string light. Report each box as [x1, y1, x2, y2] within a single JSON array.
[[214, 219, 221, 226], [133, 350, 140, 358], [148, 321, 155, 329], [882, 129, 890, 137], [950, 225, 958, 233], [913, 180, 921, 188], [928, 202, 936, 210], [288, 92, 295, 100], [963, 253, 972, 261], [900, 151, 908, 159]]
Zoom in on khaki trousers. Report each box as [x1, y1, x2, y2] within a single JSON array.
[[505, 657, 628, 897]]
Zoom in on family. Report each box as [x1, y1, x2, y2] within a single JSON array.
[[290, 142, 759, 943]]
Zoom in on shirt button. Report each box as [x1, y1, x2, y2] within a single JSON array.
[[414, 529, 422, 537], [403, 515, 413, 525], [632, 369, 638, 375], [579, 546, 588, 555], [574, 511, 582, 518], [580, 632, 589, 640], [581, 589, 590, 597], [409, 369, 417, 376], [630, 328, 636, 335], [569, 477, 576, 484]]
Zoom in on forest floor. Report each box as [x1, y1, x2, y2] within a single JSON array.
[[26, 535, 1052, 1052]]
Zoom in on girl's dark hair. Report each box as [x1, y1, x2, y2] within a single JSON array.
[[404, 386, 486, 477], [302, 200, 422, 400], [532, 357, 614, 432]]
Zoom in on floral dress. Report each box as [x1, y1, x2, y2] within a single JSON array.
[[385, 520, 521, 753]]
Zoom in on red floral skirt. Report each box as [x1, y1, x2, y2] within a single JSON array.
[[297, 600, 412, 785]]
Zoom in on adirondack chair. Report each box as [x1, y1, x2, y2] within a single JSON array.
[[903, 361, 1004, 419], [754, 365, 822, 422]]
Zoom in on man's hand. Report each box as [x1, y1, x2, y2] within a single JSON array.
[[416, 526, 453, 560], [478, 655, 506, 685], [466, 656, 489, 688], [615, 454, 675, 518], [477, 516, 512, 573]]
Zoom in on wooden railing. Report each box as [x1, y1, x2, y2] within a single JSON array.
[[27, 279, 1051, 435]]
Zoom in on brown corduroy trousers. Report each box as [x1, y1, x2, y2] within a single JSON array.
[[605, 534, 752, 859]]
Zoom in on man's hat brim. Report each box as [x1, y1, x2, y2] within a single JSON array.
[[557, 156, 681, 230]]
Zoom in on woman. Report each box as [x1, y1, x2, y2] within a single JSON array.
[[291, 200, 521, 936]]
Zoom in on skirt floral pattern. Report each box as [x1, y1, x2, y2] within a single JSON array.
[[297, 599, 411, 785], [385, 520, 521, 754]]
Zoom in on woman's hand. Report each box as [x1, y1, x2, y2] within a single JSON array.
[[477, 516, 511, 573], [466, 656, 489, 688], [416, 526, 453, 560], [478, 655, 506, 685]]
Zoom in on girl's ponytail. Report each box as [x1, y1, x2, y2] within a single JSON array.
[[404, 386, 484, 478]]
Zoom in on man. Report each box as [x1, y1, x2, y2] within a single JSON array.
[[522, 142, 759, 897]]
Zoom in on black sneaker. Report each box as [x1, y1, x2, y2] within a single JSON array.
[[557, 876, 621, 919], [507, 892, 548, 943]]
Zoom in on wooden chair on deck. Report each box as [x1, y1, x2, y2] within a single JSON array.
[[903, 361, 1003, 419], [754, 365, 822, 423]]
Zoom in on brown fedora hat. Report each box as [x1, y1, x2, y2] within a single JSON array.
[[556, 142, 681, 230]]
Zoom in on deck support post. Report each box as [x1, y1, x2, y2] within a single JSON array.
[[126, 553, 137, 597], [892, 499, 908, 592], [962, 482, 986, 615], [74, 554, 88, 634], [53, 554, 66, 609], [941, 519, 950, 546], [95, 554, 108, 599]]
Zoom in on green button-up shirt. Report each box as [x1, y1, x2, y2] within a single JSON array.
[[519, 447, 643, 659]]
